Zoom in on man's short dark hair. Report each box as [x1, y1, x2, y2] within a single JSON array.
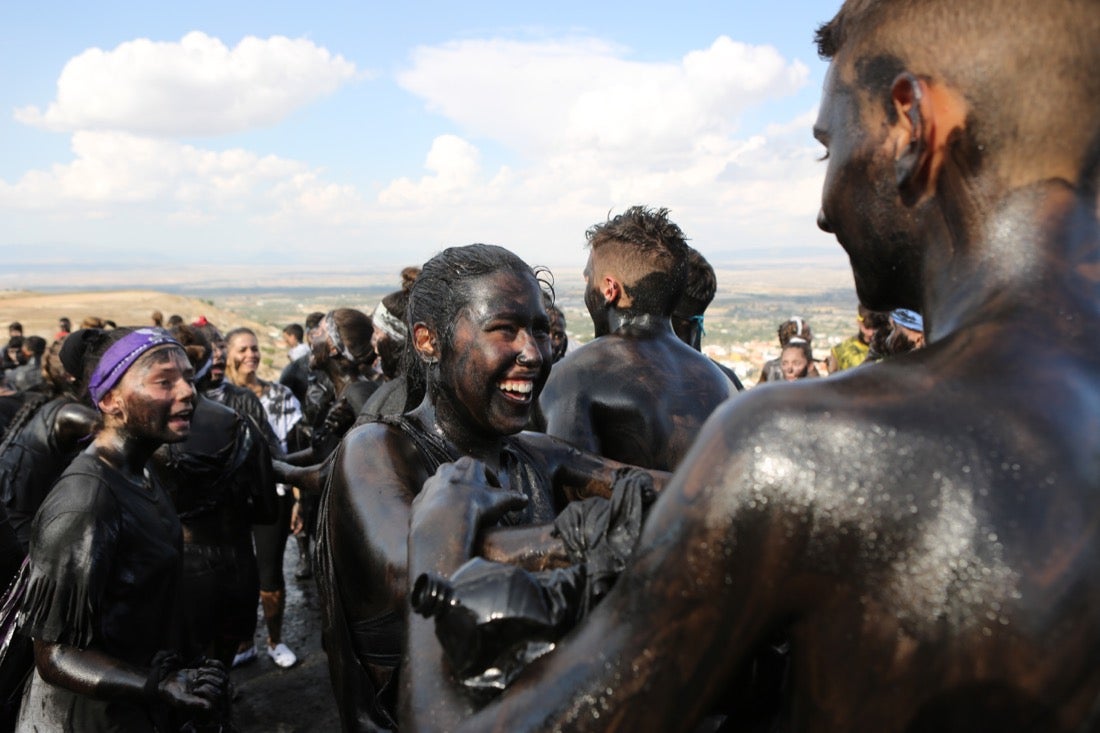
[[283, 323, 304, 342], [24, 336, 47, 358], [586, 205, 689, 316], [305, 312, 325, 330]]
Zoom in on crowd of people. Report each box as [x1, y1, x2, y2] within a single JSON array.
[[0, 0, 1098, 730]]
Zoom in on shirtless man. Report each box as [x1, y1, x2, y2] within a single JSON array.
[[673, 246, 745, 391], [540, 206, 733, 470], [404, 1, 1100, 730]]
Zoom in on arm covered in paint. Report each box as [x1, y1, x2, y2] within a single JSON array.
[[402, 399, 794, 732]]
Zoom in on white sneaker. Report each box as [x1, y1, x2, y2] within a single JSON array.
[[231, 646, 257, 668], [267, 642, 297, 668]]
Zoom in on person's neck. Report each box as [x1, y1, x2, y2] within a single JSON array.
[[925, 179, 1098, 339], [326, 362, 358, 396], [410, 397, 505, 469], [607, 310, 674, 337], [92, 426, 158, 485], [235, 371, 263, 396]]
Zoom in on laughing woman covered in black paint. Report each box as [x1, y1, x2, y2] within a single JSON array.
[[15, 328, 228, 732]]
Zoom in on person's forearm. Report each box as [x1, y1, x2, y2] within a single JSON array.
[[404, 522, 480, 731], [479, 524, 570, 571], [273, 460, 324, 494], [282, 447, 316, 467], [34, 640, 147, 701]]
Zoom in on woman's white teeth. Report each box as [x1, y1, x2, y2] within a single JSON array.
[[499, 380, 533, 394]]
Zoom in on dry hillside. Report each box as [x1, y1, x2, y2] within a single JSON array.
[[0, 289, 289, 379]]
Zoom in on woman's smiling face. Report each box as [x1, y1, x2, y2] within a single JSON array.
[[434, 269, 552, 439]]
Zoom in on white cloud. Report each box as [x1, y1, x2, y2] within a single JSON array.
[[379, 135, 482, 207], [0, 130, 337, 216], [397, 35, 808, 159], [0, 34, 837, 272], [14, 32, 360, 136]]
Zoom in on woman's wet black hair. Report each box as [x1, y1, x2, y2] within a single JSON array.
[[402, 244, 549, 411]]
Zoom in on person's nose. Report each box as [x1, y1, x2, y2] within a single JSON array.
[[177, 378, 196, 404], [515, 329, 543, 368], [817, 209, 833, 233]]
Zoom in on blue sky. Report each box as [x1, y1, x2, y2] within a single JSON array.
[[0, 1, 847, 282]]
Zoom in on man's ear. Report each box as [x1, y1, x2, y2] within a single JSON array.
[[891, 72, 968, 203], [412, 323, 438, 363], [601, 276, 622, 306], [891, 72, 932, 200]]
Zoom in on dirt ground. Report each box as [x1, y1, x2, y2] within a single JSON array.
[[231, 539, 341, 732]]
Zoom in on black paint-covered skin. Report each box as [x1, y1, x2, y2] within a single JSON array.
[[400, 3, 1100, 730], [540, 311, 733, 472], [320, 263, 667, 731], [17, 342, 229, 731]]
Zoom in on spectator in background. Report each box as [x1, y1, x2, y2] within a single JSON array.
[[279, 324, 311, 404], [8, 336, 47, 393], [151, 310, 164, 327], [868, 309, 926, 363], [826, 305, 889, 373], [225, 326, 304, 669], [779, 338, 817, 381], [360, 268, 419, 419], [672, 246, 745, 391], [54, 317, 71, 343], [546, 297, 568, 363], [757, 317, 819, 384], [283, 324, 310, 362], [3, 322, 23, 376], [3, 336, 25, 373], [167, 314, 184, 328], [887, 309, 925, 354], [304, 311, 325, 345]]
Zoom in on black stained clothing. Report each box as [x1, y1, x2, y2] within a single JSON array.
[[303, 369, 336, 428], [0, 395, 85, 553], [316, 414, 559, 732], [151, 393, 277, 531], [16, 451, 182, 731], [279, 354, 311, 405], [310, 379, 379, 461], [0, 394, 25, 437], [203, 381, 286, 458], [150, 394, 272, 658], [356, 377, 407, 424], [253, 492, 294, 591]]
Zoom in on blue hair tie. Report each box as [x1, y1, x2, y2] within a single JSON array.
[[690, 314, 706, 336]]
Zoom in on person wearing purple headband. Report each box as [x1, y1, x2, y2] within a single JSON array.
[[15, 327, 229, 732]]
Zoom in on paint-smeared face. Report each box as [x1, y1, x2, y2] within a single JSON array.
[[548, 306, 568, 362], [228, 332, 261, 380], [437, 270, 552, 438], [780, 344, 810, 381], [208, 339, 227, 385], [113, 345, 195, 443], [815, 58, 923, 312]]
